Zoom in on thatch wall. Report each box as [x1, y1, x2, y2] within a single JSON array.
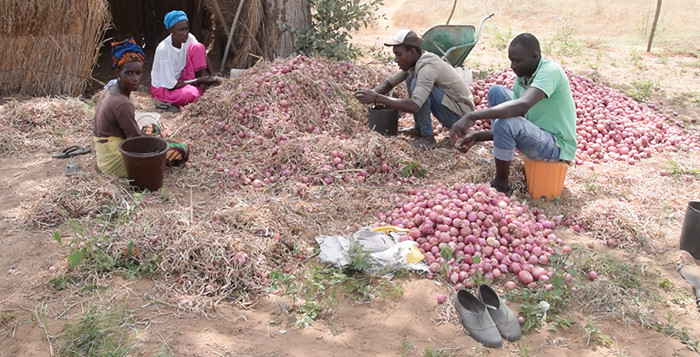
[[0, 0, 111, 97]]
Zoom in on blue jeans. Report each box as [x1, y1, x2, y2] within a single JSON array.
[[487, 85, 561, 162], [406, 76, 462, 137]]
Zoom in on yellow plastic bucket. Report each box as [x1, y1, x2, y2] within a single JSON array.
[[523, 158, 568, 201]]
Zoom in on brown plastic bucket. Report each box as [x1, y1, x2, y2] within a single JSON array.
[[368, 104, 399, 136], [118, 136, 169, 191], [680, 201, 700, 259]]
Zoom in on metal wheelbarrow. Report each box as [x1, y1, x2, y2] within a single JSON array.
[[421, 12, 495, 67]]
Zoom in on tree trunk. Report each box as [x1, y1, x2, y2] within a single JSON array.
[[646, 0, 662, 53], [264, 0, 311, 58], [204, 0, 310, 70]]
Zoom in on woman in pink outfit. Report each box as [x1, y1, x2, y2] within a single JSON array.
[[150, 10, 219, 109]]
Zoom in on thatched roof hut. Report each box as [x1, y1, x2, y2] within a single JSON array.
[[0, 0, 111, 97]]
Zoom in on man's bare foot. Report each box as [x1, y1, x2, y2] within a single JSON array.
[[489, 179, 511, 195], [399, 127, 422, 137], [411, 136, 437, 150]]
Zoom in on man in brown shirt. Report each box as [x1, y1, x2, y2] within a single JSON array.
[[355, 29, 474, 149]]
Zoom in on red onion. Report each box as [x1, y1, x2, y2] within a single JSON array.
[[518, 270, 534, 285], [469, 69, 699, 167], [374, 183, 565, 289], [531, 266, 546, 281]]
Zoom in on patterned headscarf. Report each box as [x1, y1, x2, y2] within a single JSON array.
[[110, 38, 145, 69], [164, 10, 188, 30]]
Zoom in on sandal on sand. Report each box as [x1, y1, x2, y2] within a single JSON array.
[[154, 102, 180, 113], [65, 163, 82, 176], [52, 145, 90, 159]]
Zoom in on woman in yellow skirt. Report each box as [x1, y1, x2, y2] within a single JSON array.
[[93, 38, 189, 177]]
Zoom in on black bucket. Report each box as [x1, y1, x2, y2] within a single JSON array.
[[368, 104, 399, 136], [118, 136, 169, 191], [680, 201, 700, 259]]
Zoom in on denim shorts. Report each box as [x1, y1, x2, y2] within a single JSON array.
[[488, 85, 561, 161]]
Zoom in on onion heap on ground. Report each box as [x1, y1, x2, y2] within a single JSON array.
[[177, 55, 420, 191], [468, 70, 699, 167], [375, 182, 566, 289]]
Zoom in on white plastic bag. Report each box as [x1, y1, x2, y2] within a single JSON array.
[[315, 227, 428, 275], [454, 66, 473, 86]]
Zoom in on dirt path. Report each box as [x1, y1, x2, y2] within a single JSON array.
[[1, 152, 699, 356], [2, 1, 700, 356]]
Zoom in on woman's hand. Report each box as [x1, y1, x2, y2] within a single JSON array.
[[198, 76, 217, 85], [191, 76, 221, 88]]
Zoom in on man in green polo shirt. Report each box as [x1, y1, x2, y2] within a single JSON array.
[[450, 33, 577, 194]]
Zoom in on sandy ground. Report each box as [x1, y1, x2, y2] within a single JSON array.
[[2, 1, 700, 356], [2, 152, 699, 357]]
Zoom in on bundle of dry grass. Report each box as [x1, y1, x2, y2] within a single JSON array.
[[103, 192, 305, 311], [558, 151, 700, 252], [12, 174, 133, 229], [0, 0, 110, 96], [0, 97, 93, 155]]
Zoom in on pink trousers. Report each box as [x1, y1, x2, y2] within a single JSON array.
[[150, 42, 207, 107]]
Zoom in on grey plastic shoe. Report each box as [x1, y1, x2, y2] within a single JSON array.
[[454, 289, 502, 348], [477, 284, 522, 342]]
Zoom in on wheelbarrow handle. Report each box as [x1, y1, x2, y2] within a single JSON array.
[[475, 12, 495, 45]]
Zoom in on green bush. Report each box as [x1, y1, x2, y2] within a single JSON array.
[[281, 0, 384, 60], [626, 79, 659, 102]]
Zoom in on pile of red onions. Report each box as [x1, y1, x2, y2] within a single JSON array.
[[468, 70, 699, 168], [178, 56, 407, 189], [376, 183, 565, 289]]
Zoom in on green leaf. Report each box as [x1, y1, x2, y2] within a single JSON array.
[[439, 245, 454, 260], [126, 242, 134, 258], [523, 315, 538, 332], [68, 251, 84, 269], [399, 161, 426, 178], [285, 0, 383, 60], [53, 232, 62, 245], [472, 255, 481, 264], [549, 275, 565, 288]]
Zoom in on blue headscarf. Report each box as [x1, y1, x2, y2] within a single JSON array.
[[164, 10, 188, 30], [110, 38, 145, 69]]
